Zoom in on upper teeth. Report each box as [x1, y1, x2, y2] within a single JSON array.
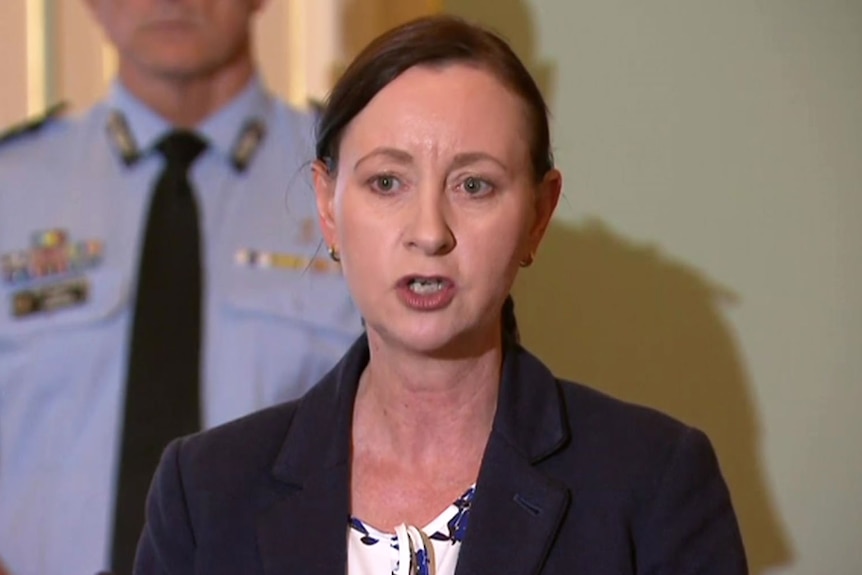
[[409, 279, 444, 294]]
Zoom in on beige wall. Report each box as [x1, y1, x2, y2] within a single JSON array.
[[3, 0, 859, 573], [0, 0, 438, 126], [0, 1, 111, 124], [444, 0, 862, 574], [0, 2, 34, 126], [0, 0, 348, 125]]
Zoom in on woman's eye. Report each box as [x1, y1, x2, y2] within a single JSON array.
[[369, 174, 401, 193], [461, 176, 492, 195]]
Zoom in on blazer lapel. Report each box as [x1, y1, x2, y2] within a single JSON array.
[[456, 437, 570, 575], [456, 343, 572, 575], [256, 461, 351, 575], [256, 336, 369, 575]]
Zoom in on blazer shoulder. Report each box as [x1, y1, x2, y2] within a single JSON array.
[[554, 379, 702, 484], [561, 378, 691, 432]]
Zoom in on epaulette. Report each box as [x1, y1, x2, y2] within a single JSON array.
[[0, 101, 68, 149]]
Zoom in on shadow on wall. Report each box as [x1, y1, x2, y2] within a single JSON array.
[[443, 0, 794, 572], [513, 219, 792, 574]]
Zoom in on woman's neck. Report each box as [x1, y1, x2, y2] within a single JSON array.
[[349, 330, 505, 528], [352, 332, 503, 469]]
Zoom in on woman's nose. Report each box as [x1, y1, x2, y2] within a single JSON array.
[[404, 187, 456, 256]]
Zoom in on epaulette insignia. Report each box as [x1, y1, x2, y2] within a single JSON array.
[[0, 102, 68, 148]]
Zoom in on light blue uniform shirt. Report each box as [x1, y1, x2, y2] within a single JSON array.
[[0, 78, 361, 575]]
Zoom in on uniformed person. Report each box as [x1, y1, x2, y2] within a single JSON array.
[[0, 2, 361, 575]]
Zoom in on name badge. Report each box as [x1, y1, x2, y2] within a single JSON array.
[[12, 277, 89, 318]]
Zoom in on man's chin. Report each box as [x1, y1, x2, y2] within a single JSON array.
[[143, 57, 219, 82], [149, 54, 215, 78], [129, 42, 218, 78]]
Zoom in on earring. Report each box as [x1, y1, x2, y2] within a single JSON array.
[[519, 251, 535, 268], [327, 245, 341, 262]]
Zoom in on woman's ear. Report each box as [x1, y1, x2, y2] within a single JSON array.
[[529, 168, 563, 252], [312, 160, 338, 248]]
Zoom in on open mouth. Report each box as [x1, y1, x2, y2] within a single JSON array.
[[407, 277, 449, 294], [396, 275, 456, 310]]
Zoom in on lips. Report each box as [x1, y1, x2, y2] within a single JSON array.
[[395, 275, 457, 311]]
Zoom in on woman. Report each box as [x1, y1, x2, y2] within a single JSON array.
[[134, 15, 747, 575]]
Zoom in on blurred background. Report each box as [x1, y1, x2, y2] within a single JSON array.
[[1, 1, 860, 573]]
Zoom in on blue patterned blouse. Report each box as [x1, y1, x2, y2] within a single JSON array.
[[347, 485, 476, 575]]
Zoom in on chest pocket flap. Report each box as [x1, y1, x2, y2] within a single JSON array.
[[0, 269, 129, 344], [220, 253, 361, 336]]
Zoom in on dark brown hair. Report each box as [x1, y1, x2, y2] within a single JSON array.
[[315, 15, 551, 344], [315, 14, 554, 182]]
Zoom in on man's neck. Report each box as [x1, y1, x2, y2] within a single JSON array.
[[118, 58, 256, 128]]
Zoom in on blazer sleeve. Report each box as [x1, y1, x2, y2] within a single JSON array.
[[133, 438, 196, 575], [636, 427, 749, 574]]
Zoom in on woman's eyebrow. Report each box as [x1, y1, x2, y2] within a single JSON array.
[[449, 151, 509, 173], [354, 147, 414, 170]]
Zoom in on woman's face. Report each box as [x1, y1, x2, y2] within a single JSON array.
[[314, 63, 561, 356]]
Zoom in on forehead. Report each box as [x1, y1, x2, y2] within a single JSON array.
[[340, 63, 531, 167]]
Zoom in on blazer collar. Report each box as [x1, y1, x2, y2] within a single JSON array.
[[258, 334, 571, 575]]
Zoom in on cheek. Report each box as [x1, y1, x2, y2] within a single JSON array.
[[216, 17, 248, 43], [461, 229, 522, 290], [455, 205, 531, 264], [212, 4, 253, 38], [335, 193, 390, 272], [101, 7, 130, 46], [337, 217, 392, 317]]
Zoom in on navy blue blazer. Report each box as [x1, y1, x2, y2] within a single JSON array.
[[134, 335, 747, 574]]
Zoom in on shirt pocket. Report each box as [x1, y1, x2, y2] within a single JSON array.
[[220, 261, 359, 335], [0, 268, 129, 345], [212, 263, 361, 413]]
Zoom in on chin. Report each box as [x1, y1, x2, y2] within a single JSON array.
[[376, 320, 488, 359], [136, 41, 221, 76], [150, 54, 211, 76]]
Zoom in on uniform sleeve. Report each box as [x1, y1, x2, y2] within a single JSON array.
[[133, 438, 196, 575], [636, 427, 749, 574]]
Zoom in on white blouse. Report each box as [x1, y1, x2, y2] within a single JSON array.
[[347, 486, 476, 575]]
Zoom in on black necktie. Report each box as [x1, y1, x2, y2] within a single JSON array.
[[111, 131, 207, 574]]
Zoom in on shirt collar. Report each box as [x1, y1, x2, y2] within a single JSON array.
[[106, 75, 272, 166]]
